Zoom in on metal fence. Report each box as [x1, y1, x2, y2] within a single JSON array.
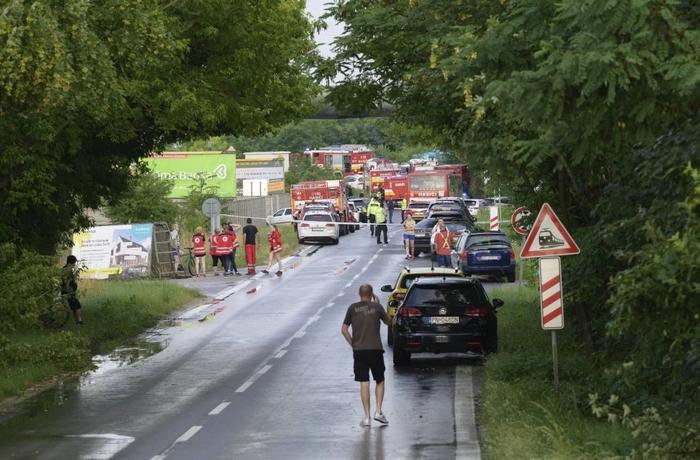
[[221, 193, 290, 226]]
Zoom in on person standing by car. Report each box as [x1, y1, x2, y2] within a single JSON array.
[[403, 211, 416, 259], [387, 199, 395, 224], [209, 228, 221, 276], [341, 284, 391, 427], [61, 255, 83, 324], [262, 224, 283, 276], [242, 218, 259, 275], [375, 203, 388, 245], [433, 219, 453, 267], [192, 226, 207, 277]]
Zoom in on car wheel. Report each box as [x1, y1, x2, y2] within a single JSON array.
[[332, 238, 339, 245], [507, 273, 516, 283], [387, 325, 393, 347], [393, 342, 410, 365], [349, 225, 355, 233]]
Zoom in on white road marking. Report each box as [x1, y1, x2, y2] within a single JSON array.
[[175, 426, 202, 443], [454, 366, 482, 459], [294, 330, 306, 339], [345, 282, 352, 288], [258, 364, 272, 375], [209, 402, 230, 415], [236, 364, 274, 393], [327, 302, 335, 307], [275, 349, 288, 359], [65, 433, 135, 460], [150, 456, 166, 460]]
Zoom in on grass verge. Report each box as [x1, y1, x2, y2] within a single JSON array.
[[482, 286, 635, 459], [0, 280, 201, 399]]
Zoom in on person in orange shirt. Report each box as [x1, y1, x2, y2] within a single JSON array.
[[262, 224, 283, 276], [433, 219, 453, 268]]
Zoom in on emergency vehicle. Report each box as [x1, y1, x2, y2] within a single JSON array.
[[290, 180, 353, 236], [369, 168, 403, 194], [408, 171, 462, 200], [304, 150, 352, 176], [382, 175, 409, 201]]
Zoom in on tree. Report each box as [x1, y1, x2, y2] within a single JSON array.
[[0, 0, 318, 253], [103, 172, 179, 225], [284, 156, 337, 189]]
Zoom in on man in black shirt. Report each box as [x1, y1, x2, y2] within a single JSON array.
[[242, 218, 259, 275]]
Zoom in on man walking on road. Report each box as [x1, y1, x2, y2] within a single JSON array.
[[341, 284, 391, 427], [400, 197, 407, 223], [242, 218, 259, 275], [375, 203, 388, 245]]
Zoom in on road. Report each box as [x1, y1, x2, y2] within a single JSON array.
[[0, 222, 486, 460]]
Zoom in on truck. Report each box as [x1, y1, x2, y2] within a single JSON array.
[[290, 180, 353, 235], [407, 171, 462, 200], [383, 175, 409, 201], [304, 150, 352, 176], [369, 168, 404, 194]]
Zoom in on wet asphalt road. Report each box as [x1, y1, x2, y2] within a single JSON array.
[[0, 221, 490, 460]]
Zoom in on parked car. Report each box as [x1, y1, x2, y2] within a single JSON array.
[[406, 200, 431, 221], [380, 266, 464, 346], [344, 174, 365, 191], [413, 215, 471, 256], [391, 277, 504, 364], [431, 197, 473, 221], [453, 231, 516, 282], [297, 211, 340, 245], [462, 199, 480, 217], [267, 207, 294, 225]]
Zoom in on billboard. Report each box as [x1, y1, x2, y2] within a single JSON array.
[[236, 159, 285, 194], [146, 152, 237, 198], [72, 224, 153, 279]]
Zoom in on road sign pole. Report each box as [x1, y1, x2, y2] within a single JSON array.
[[519, 235, 526, 281], [552, 330, 559, 387]]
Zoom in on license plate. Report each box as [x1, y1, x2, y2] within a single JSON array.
[[312, 227, 324, 232], [481, 255, 500, 260], [435, 335, 449, 343], [429, 316, 459, 324]]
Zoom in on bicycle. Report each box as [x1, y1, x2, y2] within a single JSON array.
[[179, 247, 196, 277]]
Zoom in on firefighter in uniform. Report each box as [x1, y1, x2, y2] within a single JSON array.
[[367, 195, 382, 237], [192, 226, 207, 276], [433, 219, 453, 267], [374, 203, 388, 245], [400, 197, 408, 223]]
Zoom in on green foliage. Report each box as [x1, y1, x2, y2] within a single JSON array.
[[103, 170, 179, 224], [0, 244, 59, 333], [0, 0, 318, 254], [284, 155, 338, 189]]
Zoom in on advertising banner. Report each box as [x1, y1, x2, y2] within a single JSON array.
[[72, 224, 153, 279], [236, 159, 285, 194], [146, 152, 237, 198]]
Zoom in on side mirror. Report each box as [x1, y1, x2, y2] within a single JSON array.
[[492, 298, 504, 309], [380, 284, 393, 292]]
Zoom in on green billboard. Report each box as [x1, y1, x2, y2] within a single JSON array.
[[146, 152, 237, 198]]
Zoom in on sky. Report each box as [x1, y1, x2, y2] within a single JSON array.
[[305, 0, 343, 58]]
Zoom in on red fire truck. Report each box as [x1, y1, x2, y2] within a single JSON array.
[[304, 150, 352, 176], [290, 180, 354, 235], [349, 150, 374, 173], [383, 175, 409, 201], [369, 168, 403, 194], [408, 171, 462, 200]]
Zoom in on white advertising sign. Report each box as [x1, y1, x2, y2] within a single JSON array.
[[72, 224, 153, 279]]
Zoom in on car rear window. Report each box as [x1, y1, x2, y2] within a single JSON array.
[[400, 273, 461, 289], [405, 284, 487, 307], [409, 202, 429, 209], [415, 218, 438, 229], [304, 214, 332, 222], [468, 234, 510, 247]]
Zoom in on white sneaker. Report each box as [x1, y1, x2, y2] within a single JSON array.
[[374, 413, 388, 424], [360, 417, 371, 427]]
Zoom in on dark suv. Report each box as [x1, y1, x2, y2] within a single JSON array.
[[391, 277, 503, 365]]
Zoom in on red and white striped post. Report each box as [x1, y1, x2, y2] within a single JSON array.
[[489, 206, 499, 231], [539, 257, 563, 386]]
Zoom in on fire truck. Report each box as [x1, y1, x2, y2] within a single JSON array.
[[304, 150, 352, 176], [383, 175, 409, 201], [407, 171, 462, 201], [369, 168, 403, 194], [290, 180, 354, 235]]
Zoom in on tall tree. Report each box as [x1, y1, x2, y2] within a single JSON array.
[[0, 0, 318, 253]]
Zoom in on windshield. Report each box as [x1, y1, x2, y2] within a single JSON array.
[[400, 273, 462, 289], [304, 214, 332, 222], [468, 234, 510, 247], [409, 175, 444, 190], [405, 284, 486, 307]]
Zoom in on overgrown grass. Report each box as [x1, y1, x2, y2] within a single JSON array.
[[0, 280, 201, 399], [482, 286, 635, 459]]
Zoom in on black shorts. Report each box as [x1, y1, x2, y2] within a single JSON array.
[[353, 350, 385, 383], [67, 296, 82, 311]]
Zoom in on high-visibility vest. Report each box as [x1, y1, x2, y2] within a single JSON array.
[[209, 233, 219, 255], [217, 233, 233, 255], [400, 198, 407, 210], [374, 207, 386, 224], [434, 229, 452, 255], [192, 233, 206, 256]]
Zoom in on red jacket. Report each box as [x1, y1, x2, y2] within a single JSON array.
[[434, 229, 452, 256], [228, 230, 240, 250], [192, 233, 206, 256], [268, 230, 282, 253], [217, 233, 233, 255], [209, 233, 219, 255]]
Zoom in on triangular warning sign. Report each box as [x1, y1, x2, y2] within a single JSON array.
[[520, 203, 580, 258]]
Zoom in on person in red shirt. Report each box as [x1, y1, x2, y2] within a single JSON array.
[[209, 228, 221, 276], [433, 219, 453, 268], [192, 226, 207, 276], [262, 224, 283, 276]]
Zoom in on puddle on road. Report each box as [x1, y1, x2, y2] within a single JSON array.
[[0, 334, 169, 425]]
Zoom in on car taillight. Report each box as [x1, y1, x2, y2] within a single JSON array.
[[301, 223, 310, 227], [326, 223, 336, 227], [460, 248, 468, 261], [509, 247, 515, 259], [399, 307, 422, 317], [464, 306, 490, 317]]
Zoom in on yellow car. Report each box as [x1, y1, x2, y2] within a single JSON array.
[[380, 266, 464, 346]]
